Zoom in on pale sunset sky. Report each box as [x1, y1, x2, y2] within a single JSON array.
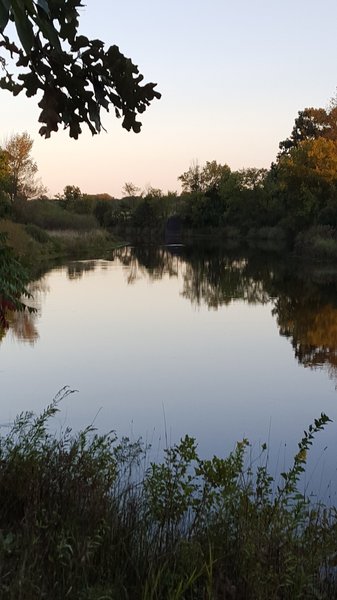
[[1, 0, 337, 197]]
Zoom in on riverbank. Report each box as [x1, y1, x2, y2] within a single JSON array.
[[2, 204, 337, 267], [0, 219, 124, 267], [0, 392, 335, 600]]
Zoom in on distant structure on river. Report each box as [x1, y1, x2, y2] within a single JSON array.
[[165, 216, 182, 245]]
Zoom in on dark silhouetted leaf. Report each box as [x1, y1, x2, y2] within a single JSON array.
[[11, 1, 34, 53], [0, 0, 160, 137], [37, 0, 50, 15], [0, 2, 9, 31]]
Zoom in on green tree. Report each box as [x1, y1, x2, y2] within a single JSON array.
[[132, 198, 159, 228], [0, 0, 161, 138], [178, 160, 231, 194], [122, 182, 141, 198], [178, 161, 202, 193], [237, 167, 268, 190], [62, 185, 82, 203], [200, 160, 231, 192], [0, 1, 160, 329], [3, 131, 45, 200], [144, 186, 163, 199]]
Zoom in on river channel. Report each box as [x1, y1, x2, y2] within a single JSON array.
[[1, 243, 337, 500]]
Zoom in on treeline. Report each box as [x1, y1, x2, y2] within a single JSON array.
[[3, 104, 337, 247], [101, 104, 337, 238]]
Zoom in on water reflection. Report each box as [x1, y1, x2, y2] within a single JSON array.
[[114, 245, 337, 381], [66, 261, 96, 280], [1, 276, 49, 345], [7, 310, 39, 344], [115, 245, 179, 284], [3, 245, 337, 383], [274, 288, 337, 380]]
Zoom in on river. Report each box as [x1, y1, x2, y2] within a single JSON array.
[[1, 243, 337, 500]]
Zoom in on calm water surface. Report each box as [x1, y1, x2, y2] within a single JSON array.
[[1, 244, 337, 499]]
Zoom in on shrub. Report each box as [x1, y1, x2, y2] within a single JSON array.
[[25, 223, 51, 244], [12, 199, 98, 231], [0, 392, 336, 599], [247, 226, 287, 241], [295, 226, 337, 260]]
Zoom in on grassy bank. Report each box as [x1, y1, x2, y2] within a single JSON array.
[[0, 389, 336, 599], [0, 219, 123, 267]]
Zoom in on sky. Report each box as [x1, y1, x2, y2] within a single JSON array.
[[1, 0, 337, 197]]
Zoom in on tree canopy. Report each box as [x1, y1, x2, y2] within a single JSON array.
[[0, 0, 161, 138], [3, 131, 45, 200], [178, 161, 232, 194], [278, 107, 337, 155], [278, 138, 337, 187]]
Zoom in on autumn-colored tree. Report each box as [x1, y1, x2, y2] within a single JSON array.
[[275, 110, 337, 226], [0, 148, 11, 216], [279, 107, 337, 156], [0, 147, 9, 181], [0, 147, 10, 195], [275, 293, 337, 379], [4, 131, 45, 200], [277, 138, 337, 191]]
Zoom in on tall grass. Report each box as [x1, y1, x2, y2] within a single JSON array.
[[0, 389, 336, 599], [47, 229, 115, 257], [12, 199, 98, 231]]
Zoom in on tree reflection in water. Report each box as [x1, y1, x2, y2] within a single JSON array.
[[66, 261, 96, 280], [3, 246, 337, 383], [2, 276, 49, 345], [115, 244, 337, 382], [274, 286, 337, 380]]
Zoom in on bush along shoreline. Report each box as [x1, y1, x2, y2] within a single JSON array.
[[0, 388, 336, 599], [0, 219, 123, 269], [3, 192, 337, 265]]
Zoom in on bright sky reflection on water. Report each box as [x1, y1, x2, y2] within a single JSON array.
[[1, 246, 337, 501]]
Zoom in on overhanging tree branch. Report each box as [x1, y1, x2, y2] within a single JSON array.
[[0, 0, 161, 138]]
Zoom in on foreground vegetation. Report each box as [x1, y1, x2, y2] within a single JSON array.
[[0, 388, 336, 599]]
